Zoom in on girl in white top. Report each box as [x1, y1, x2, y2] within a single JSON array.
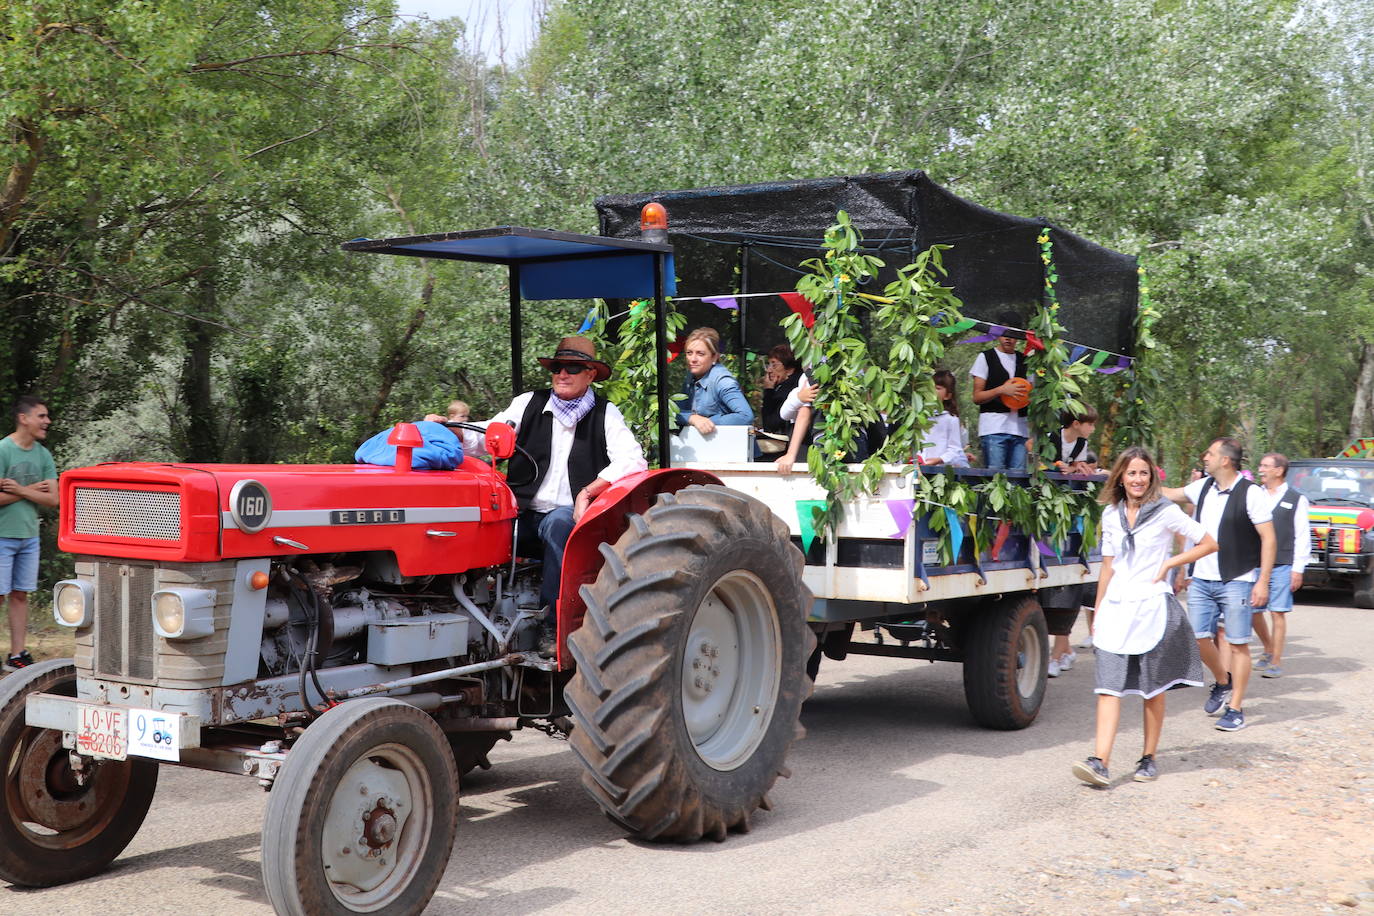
[[1073, 446, 1218, 788], [919, 370, 969, 468]]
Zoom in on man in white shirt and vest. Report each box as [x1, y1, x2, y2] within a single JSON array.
[[484, 336, 647, 654], [969, 312, 1031, 471], [1251, 452, 1310, 679], [1164, 436, 1276, 732]]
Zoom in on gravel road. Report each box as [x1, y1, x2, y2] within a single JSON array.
[[6, 590, 1372, 915]]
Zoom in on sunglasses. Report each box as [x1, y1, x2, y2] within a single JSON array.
[[549, 362, 589, 376]]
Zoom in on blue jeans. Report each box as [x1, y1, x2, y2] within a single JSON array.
[[1188, 577, 1254, 644], [517, 507, 576, 618], [980, 433, 1027, 471], [0, 537, 39, 594], [1263, 565, 1294, 613]]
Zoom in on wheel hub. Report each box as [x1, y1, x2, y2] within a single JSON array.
[[679, 570, 782, 771], [15, 728, 119, 833], [321, 756, 414, 893]]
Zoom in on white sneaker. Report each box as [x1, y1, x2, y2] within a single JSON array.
[[1048, 656, 1062, 678], [1079, 635, 1093, 649], [1059, 651, 1077, 671]]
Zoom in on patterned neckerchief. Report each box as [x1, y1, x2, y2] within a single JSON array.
[[550, 389, 595, 428]]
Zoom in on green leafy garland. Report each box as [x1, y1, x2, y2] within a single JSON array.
[[591, 298, 687, 462], [1112, 262, 1160, 455], [784, 212, 963, 537]]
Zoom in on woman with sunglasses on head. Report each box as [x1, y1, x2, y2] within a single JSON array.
[[1072, 446, 1217, 788], [678, 327, 754, 435]]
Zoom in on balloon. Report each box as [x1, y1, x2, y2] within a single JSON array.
[[1357, 508, 1374, 531]]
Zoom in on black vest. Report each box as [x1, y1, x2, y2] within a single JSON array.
[[508, 390, 610, 508], [1051, 430, 1087, 464], [1269, 485, 1302, 567], [978, 348, 1027, 416], [1194, 476, 1262, 582]]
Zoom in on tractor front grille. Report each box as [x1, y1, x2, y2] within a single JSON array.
[[92, 562, 157, 681], [74, 487, 182, 541]]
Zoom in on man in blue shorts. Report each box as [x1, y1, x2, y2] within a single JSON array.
[[1164, 437, 1275, 732], [1251, 452, 1310, 679], [0, 397, 58, 672]]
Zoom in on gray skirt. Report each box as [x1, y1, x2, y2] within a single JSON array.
[[1093, 593, 1203, 699]]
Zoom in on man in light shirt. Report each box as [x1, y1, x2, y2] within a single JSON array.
[[1164, 437, 1276, 732], [969, 313, 1031, 471], [1251, 452, 1310, 679], [483, 336, 647, 653]]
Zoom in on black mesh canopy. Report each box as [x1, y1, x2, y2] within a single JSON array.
[[596, 171, 1137, 358]]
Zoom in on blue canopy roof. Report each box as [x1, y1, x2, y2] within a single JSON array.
[[341, 227, 676, 300]]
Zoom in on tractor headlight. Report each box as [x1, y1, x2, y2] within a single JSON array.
[[53, 580, 92, 628], [152, 588, 216, 639]]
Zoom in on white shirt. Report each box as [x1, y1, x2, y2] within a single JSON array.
[[780, 372, 810, 423], [483, 391, 647, 513], [1263, 484, 1312, 569], [1097, 501, 1207, 654], [969, 350, 1030, 438], [1183, 476, 1272, 582], [919, 412, 968, 467]]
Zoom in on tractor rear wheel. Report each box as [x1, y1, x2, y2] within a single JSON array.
[[961, 595, 1049, 730], [565, 484, 813, 842]]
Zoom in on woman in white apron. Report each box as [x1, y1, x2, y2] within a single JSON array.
[[1073, 446, 1218, 787]]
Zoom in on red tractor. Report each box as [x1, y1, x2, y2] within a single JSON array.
[[0, 227, 813, 915]]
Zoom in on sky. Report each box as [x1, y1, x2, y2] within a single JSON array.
[[391, 0, 541, 62]]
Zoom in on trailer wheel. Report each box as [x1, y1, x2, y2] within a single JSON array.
[[962, 595, 1048, 730], [261, 699, 457, 916], [0, 659, 158, 887], [447, 731, 509, 778], [565, 485, 813, 842]]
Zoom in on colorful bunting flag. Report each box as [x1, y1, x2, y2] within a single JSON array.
[[1023, 331, 1045, 353], [944, 507, 964, 562], [703, 296, 738, 310], [885, 500, 914, 539], [796, 500, 826, 554], [780, 292, 816, 329], [935, 318, 978, 335], [990, 520, 1012, 560], [577, 305, 599, 334]]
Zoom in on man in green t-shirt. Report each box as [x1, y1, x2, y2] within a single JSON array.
[[0, 396, 58, 672]]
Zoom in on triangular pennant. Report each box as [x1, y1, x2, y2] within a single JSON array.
[[990, 520, 1012, 560], [577, 305, 599, 334], [666, 333, 686, 362], [944, 507, 964, 562], [703, 296, 738, 310], [1069, 345, 1087, 363], [1089, 350, 1110, 369], [885, 500, 914, 539], [779, 292, 816, 329], [796, 500, 826, 554], [1023, 331, 1045, 353], [935, 317, 978, 335]]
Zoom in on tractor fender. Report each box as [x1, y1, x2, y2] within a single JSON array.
[[555, 467, 721, 667]]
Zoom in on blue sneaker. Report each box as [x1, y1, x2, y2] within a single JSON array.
[[1073, 756, 1111, 787], [1204, 679, 1232, 716], [1254, 652, 1272, 671], [1261, 664, 1283, 678], [1215, 706, 1245, 731]]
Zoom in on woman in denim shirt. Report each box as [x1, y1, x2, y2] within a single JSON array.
[[678, 327, 754, 434]]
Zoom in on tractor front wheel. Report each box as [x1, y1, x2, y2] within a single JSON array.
[[0, 659, 159, 887]]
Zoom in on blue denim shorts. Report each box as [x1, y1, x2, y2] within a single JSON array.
[[1188, 577, 1254, 644], [0, 537, 40, 594], [1264, 565, 1294, 613]]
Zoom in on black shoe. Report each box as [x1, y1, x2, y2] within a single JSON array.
[[2, 649, 34, 673]]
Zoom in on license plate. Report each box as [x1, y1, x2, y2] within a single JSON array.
[[76, 704, 182, 762], [77, 705, 128, 760]]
